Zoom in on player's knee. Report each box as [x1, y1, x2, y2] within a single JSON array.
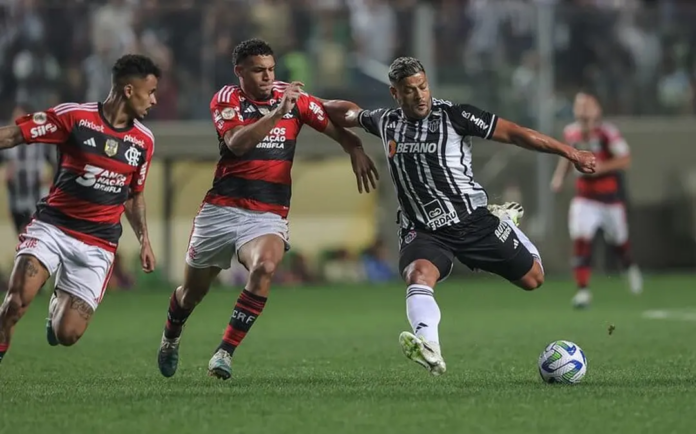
[[249, 259, 278, 280], [55, 327, 83, 346], [519, 264, 545, 291], [403, 260, 440, 287]]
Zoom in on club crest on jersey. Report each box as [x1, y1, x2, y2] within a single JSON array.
[[124, 145, 142, 166], [428, 118, 440, 133], [32, 112, 47, 125], [221, 107, 236, 120], [404, 230, 417, 245], [104, 139, 119, 157]]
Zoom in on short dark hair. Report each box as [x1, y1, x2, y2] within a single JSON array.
[[388, 57, 425, 84], [232, 38, 274, 65], [112, 54, 161, 85]]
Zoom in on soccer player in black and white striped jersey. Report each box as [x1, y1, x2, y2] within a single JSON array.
[[324, 57, 596, 376], [1, 104, 55, 234]]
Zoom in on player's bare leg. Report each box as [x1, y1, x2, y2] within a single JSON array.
[[158, 264, 220, 377], [571, 238, 593, 308], [208, 234, 284, 380], [398, 259, 446, 376], [612, 241, 643, 295], [0, 255, 49, 363], [48, 290, 94, 346]]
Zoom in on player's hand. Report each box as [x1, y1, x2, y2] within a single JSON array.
[[140, 241, 156, 273], [350, 147, 379, 193], [571, 150, 596, 174], [277, 81, 304, 116]]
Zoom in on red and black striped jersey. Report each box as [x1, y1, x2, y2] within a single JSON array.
[[15, 102, 155, 252], [564, 121, 629, 203], [205, 82, 329, 218]]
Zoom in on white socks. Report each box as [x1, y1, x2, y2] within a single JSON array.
[[406, 284, 441, 345]]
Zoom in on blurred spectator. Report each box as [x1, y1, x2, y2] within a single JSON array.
[[1, 0, 696, 118], [361, 238, 397, 283], [323, 248, 365, 284]]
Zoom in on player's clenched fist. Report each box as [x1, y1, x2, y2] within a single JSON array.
[[572, 150, 596, 174], [278, 81, 304, 116]]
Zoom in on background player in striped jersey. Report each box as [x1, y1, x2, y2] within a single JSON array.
[[323, 57, 596, 376], [551, 92, 643, 308], [0, 54, 159, 364], [157, 39, 378, 380]]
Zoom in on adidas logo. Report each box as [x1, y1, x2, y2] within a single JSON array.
[[244, 106, 256, 114], [386, 122, 396, 129], [513, 239, 519, 249], [415, 322, 428, 332]]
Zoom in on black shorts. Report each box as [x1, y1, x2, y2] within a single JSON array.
[[398, 208, 536, 282]]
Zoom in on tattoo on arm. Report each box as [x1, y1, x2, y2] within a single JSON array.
[[19, 257, 40, 278], [125, 192, 149, 244], [68, 296, 94, 321], [0, 126, 25, 150]]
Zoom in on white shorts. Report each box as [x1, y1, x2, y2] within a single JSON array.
[[568, 197, 629, 245], [185, 203, 290, 270], [16, 220, 115, 311]]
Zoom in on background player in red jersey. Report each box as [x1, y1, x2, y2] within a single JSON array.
[[551, 92, 643, 309], [157, 39, 379, 380], [0, 54, 160, 364]]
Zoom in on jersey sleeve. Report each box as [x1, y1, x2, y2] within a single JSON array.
[[604, 123, 630, 157], [210, 89, 246, 138], [357, 108, 388, 137], [297, 94, 329, 132], [14, 106, 73, 145], [448, 104, 498, 140], [130, 141, 155, 194]]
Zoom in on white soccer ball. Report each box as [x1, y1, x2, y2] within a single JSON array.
[[538, 340, 587, 384]]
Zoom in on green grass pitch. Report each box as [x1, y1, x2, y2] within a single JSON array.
[[1, 274, 695, 434]]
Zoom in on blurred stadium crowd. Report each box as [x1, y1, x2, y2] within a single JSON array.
[[2, 0, 696, 124]]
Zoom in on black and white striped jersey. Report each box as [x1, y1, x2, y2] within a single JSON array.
[[1, 142, 55, 213], [358, 98, 498, 231]]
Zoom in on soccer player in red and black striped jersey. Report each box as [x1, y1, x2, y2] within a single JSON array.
[[551, 92, 643, 308], [157, 39, 379, 380], [0, 54, 159, 365]]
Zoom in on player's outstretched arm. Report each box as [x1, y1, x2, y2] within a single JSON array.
[[125, 191, 156, 273], [0, 126, 25, 150], [322, 100, 363, 129], [492, 118, 596, 174]]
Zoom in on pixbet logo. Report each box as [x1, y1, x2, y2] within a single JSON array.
[[124, 135, 145, 148], [78, 119, 105, 133]]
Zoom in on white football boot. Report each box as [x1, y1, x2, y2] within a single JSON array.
[[399, 331, 446, 376], [572, 288, 592, 309], [488, 201, 525, 227], [208, 349, 233, 380]]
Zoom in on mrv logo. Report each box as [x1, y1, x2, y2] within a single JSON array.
[[424, 200, 457, 229]]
